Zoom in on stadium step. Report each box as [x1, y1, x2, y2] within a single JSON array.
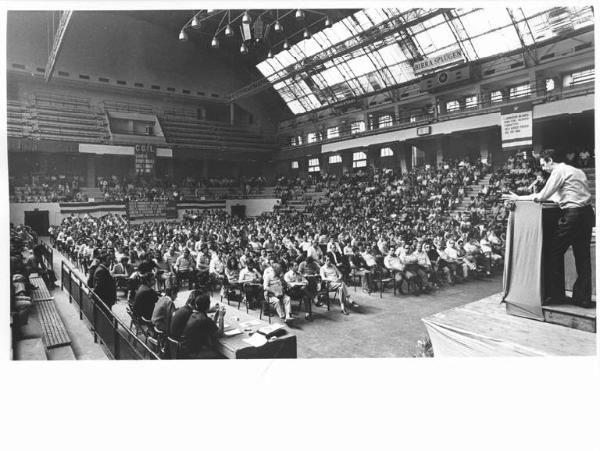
[[14, 338, 48, 360]]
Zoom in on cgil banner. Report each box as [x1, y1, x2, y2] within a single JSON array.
[[501, 102, 533, 149]]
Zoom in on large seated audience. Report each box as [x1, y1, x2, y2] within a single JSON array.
[[48, 157, 518, 337], [38, 147, 596, 358], [9, 175, 87, 203]]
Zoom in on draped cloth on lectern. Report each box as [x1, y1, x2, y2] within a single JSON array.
[[502, 202, 544, 320]]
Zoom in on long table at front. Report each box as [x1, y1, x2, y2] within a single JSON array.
[[175, 290, 297, 359]]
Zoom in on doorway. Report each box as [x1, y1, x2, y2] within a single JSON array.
[[24, 210, 50, 236]]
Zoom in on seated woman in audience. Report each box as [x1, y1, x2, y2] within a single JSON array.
[[320, 254, 358, 315]]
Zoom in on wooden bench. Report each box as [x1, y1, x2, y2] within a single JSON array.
[[34, 299, 71, 349], [29, 276, 54, 302]]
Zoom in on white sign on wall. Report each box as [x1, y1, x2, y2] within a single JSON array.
[[501, 103, 533, 149]]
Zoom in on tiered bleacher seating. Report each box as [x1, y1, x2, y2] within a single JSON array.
[[160, 112, 277, 152], [28, 93, 110, 143], [7, 100, 27, 137]]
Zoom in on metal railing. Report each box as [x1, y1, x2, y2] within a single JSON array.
[[60, 260, 159, 360]]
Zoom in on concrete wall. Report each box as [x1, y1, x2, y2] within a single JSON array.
[[225, 199, 281, 217], [10, 203, 63, 228]]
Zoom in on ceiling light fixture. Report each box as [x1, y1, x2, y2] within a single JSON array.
[[283, 39, 290, 50], [267, 49, 273, 58], [211, 36, 219, 48], [242, 10, 251, 24], [240, 42, 248, 54], [324, 16, 331, 28], [191, 15, 200, 29], [295, 9, 305, 20], [303, 28, 310, 39], [179, 29, 188, 41], [225, 24, 234, 37]]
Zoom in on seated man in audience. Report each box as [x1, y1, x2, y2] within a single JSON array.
[[320, 254, 358, 315], [111, 255, 134, 293], [132, 273, 159, 320], [263, 263, 293, 324], [195, 246, 211, 287], [383, 249, 406, 284], [179, 293, 225, 359], [299, 255, 321, 306], [174, 248, 196, 289], [399, 244, 429, 290], [209, 249, 227, 288], [442, 239, 469, 282], [425, 242, 451, 285], [284, 260, 311, 319], [238, 258, 263, 308]]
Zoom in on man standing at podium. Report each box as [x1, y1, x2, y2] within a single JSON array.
[[505, 148, 594, 308]]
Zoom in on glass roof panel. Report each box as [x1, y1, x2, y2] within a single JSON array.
[[264, 7, 594, 115], [458, 8, 513, 38], [410, 17, 458, 57], [345, 54, 378, 77], [469, 27, 522, 58]]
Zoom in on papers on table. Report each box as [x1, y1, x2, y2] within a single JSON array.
[[224, 329, 243, 337], [243, 333, 268, 348], [239, 320, 261, 328]]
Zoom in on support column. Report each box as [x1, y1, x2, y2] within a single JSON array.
[[399, 143, 408, 174], [86, 155, 96, 187], [230, 103, 235, 125], [479, 131, 490, 164], [435, 138, 444, 166]]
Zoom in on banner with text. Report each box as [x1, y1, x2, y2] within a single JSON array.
[[413, 49, 464, 75], [501, 102, 533, 149]]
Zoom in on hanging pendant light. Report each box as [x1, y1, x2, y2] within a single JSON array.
[[242, 10, 251, 24], [274, 20, 282, 32], [240, 42, 248, 54], [179, 29, 188, 41], [324, 16, 331, 28], [211, 36, 219, 48], [191, 15, 200, 29], [303, 28, 311, 39], [295, 9, 305, 20], [267, 49, 273, 58], [283, 39, 290, 50], [225, 24, 234, 37]]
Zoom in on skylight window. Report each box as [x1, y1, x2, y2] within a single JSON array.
[[260, 7, 594, 116]]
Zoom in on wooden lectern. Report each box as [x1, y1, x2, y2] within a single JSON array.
[[503, 200, 596, 332], [502, 200, 561, 320]]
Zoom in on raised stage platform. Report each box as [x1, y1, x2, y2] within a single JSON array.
[[422, 293, 596, 357]]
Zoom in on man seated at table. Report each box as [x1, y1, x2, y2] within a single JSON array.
[[132, 273, 159, 320], [151, 286, 178, 334], [320, 254, 358, 315], [174, 248, 196, 289], [263, 263, 293, 324], [179, 293, 225, 359], [283, 260, 311, 319]]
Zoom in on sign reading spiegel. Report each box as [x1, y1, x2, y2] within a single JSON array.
[[413, 49, 464, 75]]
